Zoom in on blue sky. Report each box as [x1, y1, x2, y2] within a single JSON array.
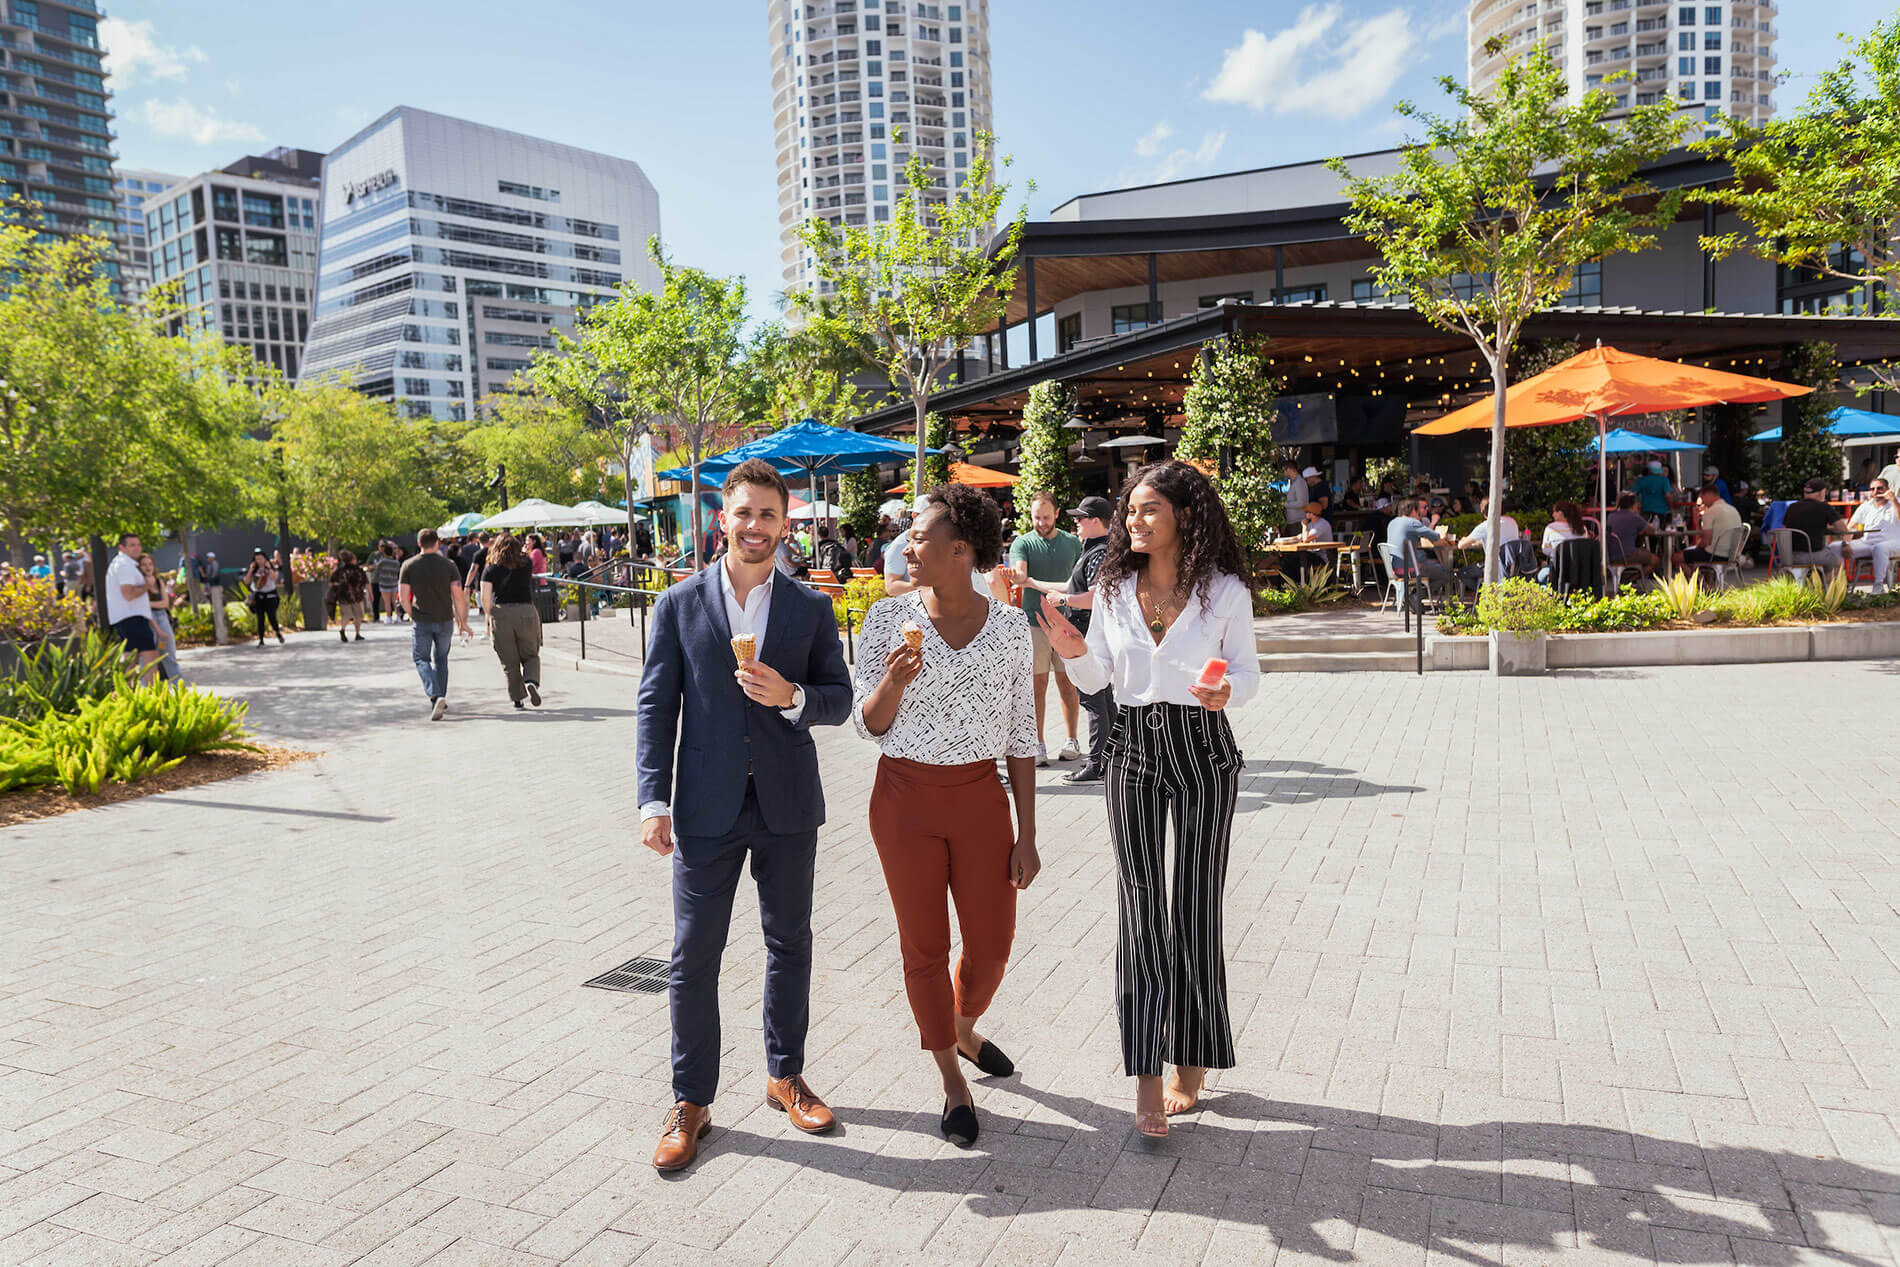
[[104, 1, 1894, 323]]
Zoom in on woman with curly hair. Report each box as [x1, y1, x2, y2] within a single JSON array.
[[1039, 460, 1260, 1138], [852, 483, 1040, 1149]]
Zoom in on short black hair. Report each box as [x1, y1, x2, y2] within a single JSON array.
[[923, 483, 1005, 571], [723, 458, 790, 509], [418, 528, 440, 547], [116, 531, 138, 545]]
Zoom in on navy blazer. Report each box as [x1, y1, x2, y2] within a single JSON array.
[[636, 566, 853, 839]]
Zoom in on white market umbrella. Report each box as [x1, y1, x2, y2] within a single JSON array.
[[570, 500, 632, 527], [788, 497, 846, 521], [476, 498, 588, 530], [877, 497, 909, 518]]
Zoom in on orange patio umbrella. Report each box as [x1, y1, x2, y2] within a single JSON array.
[[1414, 345, 1813, 590], [887, 462, 1021, 495]]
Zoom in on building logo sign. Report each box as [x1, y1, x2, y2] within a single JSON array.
[[343, 168, 399, 205]]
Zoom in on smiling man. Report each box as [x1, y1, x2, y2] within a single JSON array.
[[635, 458, 855, 1174]]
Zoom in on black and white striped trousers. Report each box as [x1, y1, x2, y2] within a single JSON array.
[[1103, 701, 1242, 1077]]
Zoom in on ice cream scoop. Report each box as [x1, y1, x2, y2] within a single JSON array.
[[730, 633, 756, 664], [901, 622, 924, 651]]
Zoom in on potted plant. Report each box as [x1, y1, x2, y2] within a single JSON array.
[[290, 551, 333, 632], [1476, 577, 1563, 676]]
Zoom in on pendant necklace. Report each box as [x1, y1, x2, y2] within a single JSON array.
[[1142, 581, 1173, 637]]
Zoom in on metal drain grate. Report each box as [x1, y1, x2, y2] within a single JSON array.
[[583, 956, 672, 994]]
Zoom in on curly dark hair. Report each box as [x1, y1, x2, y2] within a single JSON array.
[[923, 483, 1006, 571], [1097, 460, 1247, 609]]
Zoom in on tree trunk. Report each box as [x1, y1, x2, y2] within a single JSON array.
[[181, 527, 204, 606], [1484, 359, 1509, 586], [688, 435, 705, 571], [913, 390, 929, 498]]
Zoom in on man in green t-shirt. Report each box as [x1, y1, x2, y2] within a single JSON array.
[[1008, 491, 1083, 765]]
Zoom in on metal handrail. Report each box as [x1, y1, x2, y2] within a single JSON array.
[[536, 572, 668, 661]]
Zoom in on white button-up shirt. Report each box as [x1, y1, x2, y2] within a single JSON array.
[[1061, 571, 1260, 708], [1850, 497, 1900, 540], [638, 558, 807, 823], [103, 550, 151, 625]]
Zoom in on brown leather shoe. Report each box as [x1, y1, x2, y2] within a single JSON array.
[[652, 1101, 711, 1172], [765, 1074, 836, 1134]]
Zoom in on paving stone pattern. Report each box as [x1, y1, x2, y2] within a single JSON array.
[[2, 622, 1897, 1265]]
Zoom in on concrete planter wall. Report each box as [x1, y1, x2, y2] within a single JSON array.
[[1422, 619, 1900, 671], [1488, 629, 1548, 676]]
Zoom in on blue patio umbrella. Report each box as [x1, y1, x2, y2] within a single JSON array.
[[1749, 406, 1900, 443], [1585, 428, 1707, 454], [658, 419, 941, 529]]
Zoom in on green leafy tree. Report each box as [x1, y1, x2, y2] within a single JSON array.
[[840, 468, 882, 540], [536, 239, 760, 564], [0, 226, 261, 564], [1765, 342, 1843, 499], [1014, 380, 1079, 535], [1504, 339, 1588, 511], [271, 375, 445, 552], [465, 391, 617, 510], [799, 131, 1028, 492], [1328, 46, 1686, 581], [1700, 15, 1900, 390], [1176, 333, 1280, 556], [754, 316, 875, 430]]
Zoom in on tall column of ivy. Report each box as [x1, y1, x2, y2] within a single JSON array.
[[1176, 332, 1280, 557], [1015, 380, 1079, 534], [1766, 341, 1843, 499]]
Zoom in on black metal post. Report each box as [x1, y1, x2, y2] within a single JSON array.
[[1274, 245, 1285, 303], [578, 584, 586, 661], [1025, 257, 1037, 362], [845, 607, 855, 666], [1147, 252, 1160, 326]]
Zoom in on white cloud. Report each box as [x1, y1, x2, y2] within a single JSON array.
[[100, 17, 205, 85], [1202, 4, 1420, 120], [1133, 122, 1176, 159], [1149, 131, 1228, 183], [141, 99, 265, 146]]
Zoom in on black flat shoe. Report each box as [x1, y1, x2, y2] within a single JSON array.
[[940, 1100, 979, 1148], [957, 1040, 1015, 1078]]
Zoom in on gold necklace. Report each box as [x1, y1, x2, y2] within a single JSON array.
[[1141, 580, 1175, 636]]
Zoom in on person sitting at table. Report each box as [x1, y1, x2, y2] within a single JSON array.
[[1536, 501, 1590, 583], [1779, 477, 1850, 575], [1375, 479, 1398, 510], [1341, 476, 1371, 511], [1606, 492, 1661, 581], [1451, 502, 1521, 590], [1845, 476, 1900, 591], [1633, 459, 1675, 522], [1671, 484, 1744, 573], [1303, 468, 1332, 519], [1280, 502, 1334, 580], [1385, 497, 1449, 592]]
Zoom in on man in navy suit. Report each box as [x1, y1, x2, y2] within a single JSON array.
[[636, 458, 854, 1172]]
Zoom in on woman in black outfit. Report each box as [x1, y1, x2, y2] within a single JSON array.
[[480, 533, 543, 710], [243, 548, 284, 646]]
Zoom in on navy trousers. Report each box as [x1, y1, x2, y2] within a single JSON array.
[[669, 781, 818, 1106]]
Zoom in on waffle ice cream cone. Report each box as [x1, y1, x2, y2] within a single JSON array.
[[730, 633, 756, 664], [901, 622, 924, 652]]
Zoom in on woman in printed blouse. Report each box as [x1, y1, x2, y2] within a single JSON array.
[[852, 483, 1039, 1149]]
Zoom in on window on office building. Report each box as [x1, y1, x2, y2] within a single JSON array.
[[1350, 278, 1389, 301], [1272, 284, 1327, 304], [1556, 259, 1602, 307]]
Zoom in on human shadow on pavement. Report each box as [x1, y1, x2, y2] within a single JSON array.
[[1040, 758, 1424, 807], [152, 799, 394, 822], [697, 1082, 1897, 1264]]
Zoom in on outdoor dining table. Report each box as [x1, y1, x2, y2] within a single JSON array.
[[1264, 539, 1353, 582]]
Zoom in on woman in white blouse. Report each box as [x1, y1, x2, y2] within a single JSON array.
[[1039, 460, 1259, 1139], [853, 484, 1040, 1149]]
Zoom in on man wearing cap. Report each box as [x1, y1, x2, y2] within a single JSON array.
[[1633, 460, 1675, 520], [1303, 467, 1332, 520], [1700, 465, 1732, 504], [1672, 484, 1744, 573], [1026, 495, 1113, 783], [1778, 477, 1850, 575]]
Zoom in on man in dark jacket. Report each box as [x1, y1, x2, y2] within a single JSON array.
[[635, 459, 853, 1173]]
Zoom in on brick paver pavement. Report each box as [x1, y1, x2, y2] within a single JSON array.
[[2, 621, 1896, 1265]]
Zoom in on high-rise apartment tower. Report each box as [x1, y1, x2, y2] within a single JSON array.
[[768, 0, 993, 299], [0, 0, 118, 256], [1469, 0, 1776, 130]]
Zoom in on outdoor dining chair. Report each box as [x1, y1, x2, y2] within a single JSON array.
[[1693, 524, 1752, 589]]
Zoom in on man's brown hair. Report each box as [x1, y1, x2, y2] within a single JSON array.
[[723, 457, 790, 509]]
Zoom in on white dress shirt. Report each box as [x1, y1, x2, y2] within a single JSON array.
[[639, 558, 807, 823], [103, 551, 151, 625], [1061, 571, 1260, 708]]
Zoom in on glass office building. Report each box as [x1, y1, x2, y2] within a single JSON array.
[[114, 168, 181, 303], [144, 147, 324, 379], [302, 107, 661, 422]]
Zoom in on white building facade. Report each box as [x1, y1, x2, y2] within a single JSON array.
[[1468, 0, 1777, 130], [768, 0, 993, 297], [303, 107, 661, 422], [113, 168, 181, 304], [143, 150, 323, 379]]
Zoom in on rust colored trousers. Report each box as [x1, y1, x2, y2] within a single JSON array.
[[869, 755, 1017, 1051]]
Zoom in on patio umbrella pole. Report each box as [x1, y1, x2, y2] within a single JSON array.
[[1598, 413, 1609, 598]]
